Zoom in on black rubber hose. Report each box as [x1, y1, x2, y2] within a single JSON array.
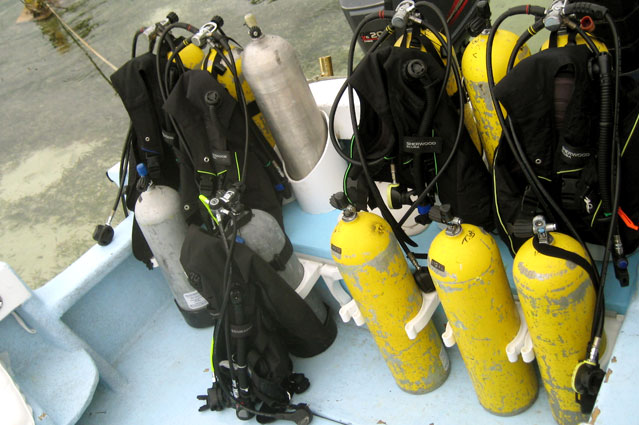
[[561, 3, 622, 342], [415, 1, 453, 110], [593, 12, 622, 340], [344, 11, 418, 249], [596, 53, 613, 213], [507, 19, 544, 72], [328, 14, 395, 168], [397, 16, 465, 227], [131, 27, 145, 58], [155, 22, 198, 102], [213, 37, 250, 181], [486, 5, 570, 233], [412, 80, 437, 191]]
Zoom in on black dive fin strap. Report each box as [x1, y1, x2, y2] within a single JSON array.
[[532, 237, 599, 290], [270, 237, 294, 271]]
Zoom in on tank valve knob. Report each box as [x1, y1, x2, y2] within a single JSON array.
[[329, 192, 351, 211], [428, 204, 454, 224], [428, 204, 462, 236], [244, 14, 263, 38], [210, 15, 224, 29]]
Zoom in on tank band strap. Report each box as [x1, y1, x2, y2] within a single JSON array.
[[532, 237, 599, 291], [270, 237, 293, 271]]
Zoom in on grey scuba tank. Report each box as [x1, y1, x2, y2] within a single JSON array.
[[237, 209, 328, 323], [135, 184, 212, 328], [240, 15, 327, 181]]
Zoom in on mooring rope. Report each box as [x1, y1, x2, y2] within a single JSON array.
[[44, 3, 118, 71]]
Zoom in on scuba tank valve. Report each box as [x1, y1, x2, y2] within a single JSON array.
[[143, 12, 178, 41], [192, 21, 220, 47]]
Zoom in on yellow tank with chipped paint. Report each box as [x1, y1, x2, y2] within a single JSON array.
[[203, 47, 277, 147], [330, 211, 449, 394], [461, 29, 531, 168], [169, 43, 205, 70], [513, 232, 595, 425], [427, 223, 538, 415]]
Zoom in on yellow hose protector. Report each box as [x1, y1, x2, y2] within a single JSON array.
[[203, 47, 277, 147], [513, 232, 595, 425], [427, 224, 538, 415], [461, 30, 530, 168], [331, 211, 449, 394]]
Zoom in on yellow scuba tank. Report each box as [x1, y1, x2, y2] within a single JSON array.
[[169, 43, 204, 69], [426, 205, 538, 416], [462, 28, 530, 168], [330, 207, 449, 394], [202, 45, 277, 147], [513, 216, 596, 425]]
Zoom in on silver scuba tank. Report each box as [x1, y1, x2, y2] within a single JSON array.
[[135, 182, 211, 327], [240, 14, 327, 181], [237, 209, 328, 323]]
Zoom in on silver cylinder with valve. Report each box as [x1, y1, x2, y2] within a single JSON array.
[[240, 14, 327, 181]]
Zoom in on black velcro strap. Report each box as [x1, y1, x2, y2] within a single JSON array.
[[403, 136, 443, 154], [532, 237, 599, 290], [145, 154, 162, 180], [198, 174, 216, 198], [246, 101, 260, 118], [270, 237, 293, 271]]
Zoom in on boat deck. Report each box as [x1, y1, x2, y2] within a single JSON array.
[[68, 203, 635, 425], [1, 200, 637, 425]]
